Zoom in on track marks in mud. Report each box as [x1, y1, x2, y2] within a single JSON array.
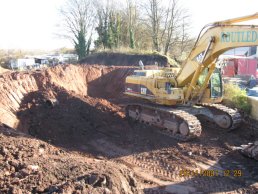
[[89, 137, 256, 194]]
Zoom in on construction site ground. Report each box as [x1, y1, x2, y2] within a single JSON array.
[[0, 64, 257, 194]]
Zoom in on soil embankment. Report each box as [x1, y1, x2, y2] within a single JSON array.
[[0, 64, 134, 130], [80, 52, 176, 67]]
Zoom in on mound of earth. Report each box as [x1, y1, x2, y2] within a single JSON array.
[[0, 123, 139, 193], [80, 52, 178, 67], [17, 87, 125, 146]]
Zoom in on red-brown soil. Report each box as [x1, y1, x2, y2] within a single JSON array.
[[0, 64, 258, 194], [0, 123, 139, 194], [0, 64, 134, 129]]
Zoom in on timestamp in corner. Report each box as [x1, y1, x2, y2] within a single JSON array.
[[179, 169, 243, 177]]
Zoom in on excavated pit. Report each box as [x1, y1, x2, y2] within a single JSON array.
[[0, 64, 134, 137], [0, 64, 143, 193], [1, 64, 258, 193]]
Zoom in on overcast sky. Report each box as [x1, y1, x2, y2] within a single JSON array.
[[0, 0, 258, 50]]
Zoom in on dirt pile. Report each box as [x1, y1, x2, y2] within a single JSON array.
[[0, 124, 139, 193], [17, 87, 125, 146], [80, 52, 177, 67]]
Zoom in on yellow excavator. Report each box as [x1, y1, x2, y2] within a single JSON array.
[[124, 13, 258, 141]]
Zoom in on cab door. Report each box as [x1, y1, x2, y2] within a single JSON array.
[[210, 69, 223, 98]]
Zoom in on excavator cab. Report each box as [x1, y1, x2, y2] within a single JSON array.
[[197, 67, 223, 102]]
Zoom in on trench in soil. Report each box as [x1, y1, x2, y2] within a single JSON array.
[[0, 64, 258, 193]]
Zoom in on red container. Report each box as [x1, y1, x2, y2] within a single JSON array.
[[237, 59, 257, 78], [222, 59, 235, 77]]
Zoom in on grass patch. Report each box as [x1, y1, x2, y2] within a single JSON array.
[[223, 83, 251, 114]]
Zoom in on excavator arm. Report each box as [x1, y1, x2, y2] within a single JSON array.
[[176, 13, 258, 102]]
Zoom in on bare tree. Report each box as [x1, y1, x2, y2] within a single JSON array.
[[60, 0, 96, 60], [144, 0, 162, 51], [162, 0, 181, 55], [142, 0, 190, 55], [58, 0, 191, 57], [140, 0, 163, 51], [171, 12, 194, 62], [94, 0, 110, 49], [126, 0, 137, 49], [178, 14, 192, 55], [94, 0, 123, 49]]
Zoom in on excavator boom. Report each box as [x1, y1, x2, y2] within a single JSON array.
[[177, 25, 258, 86], [177, 13, 258, 102]]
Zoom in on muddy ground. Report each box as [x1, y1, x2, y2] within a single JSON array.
[[0, 64, 258, 194]]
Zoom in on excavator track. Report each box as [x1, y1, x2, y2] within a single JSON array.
[[198, 103, 242, 130], [125, 103, 202, 141]]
